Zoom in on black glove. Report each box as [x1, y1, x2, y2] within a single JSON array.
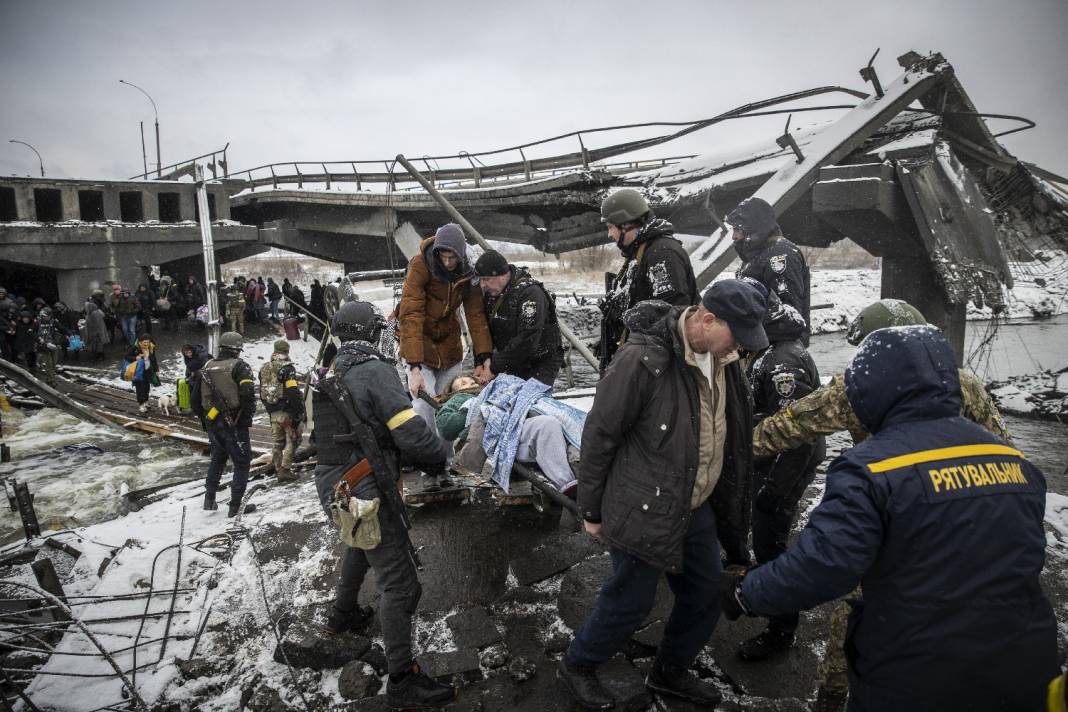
[[720, 565, 753, 621]]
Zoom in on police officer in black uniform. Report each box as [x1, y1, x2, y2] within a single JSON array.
[[598, 188, 697, 371], [739, 290, 824, 661], [193, 331, 257, 517], [473, 250, 563, 386], [728, 196, 811, 344], [311, 301, 457, 709]]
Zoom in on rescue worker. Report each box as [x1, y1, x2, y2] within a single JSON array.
[[728, 196, 811, 344], [193, 331, 257, 517], [722, 325, 1057, 712], [260, 339, 305, 482], [473, 250, 563, 386], [559, 280, 765, 710], [398, 222, 493, 436], [226, 286, 246, 335], [753, 298, 1011, 459], [598, 188, 697, 371], [739, 291, 824, 660], [752, 298, 1014, 708], [312, 301, 457, 708]]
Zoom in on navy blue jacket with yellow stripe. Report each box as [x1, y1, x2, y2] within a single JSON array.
[[741, 325, 1057, 711]]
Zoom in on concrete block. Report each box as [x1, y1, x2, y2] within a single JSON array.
[[446, 607, 503, 650], [272, 618, 370, 670], [507, 530, 605, 586], [419, 648, 482, 684]]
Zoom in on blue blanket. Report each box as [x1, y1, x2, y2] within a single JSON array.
[[464, 375, 587, 491]]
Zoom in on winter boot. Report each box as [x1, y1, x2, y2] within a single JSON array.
[[275, 468, 298, 483], [556, 657, 615, 710], [386, 662, 457, 709], [138, 403, 148, 414], [321, 605, 374, 636], [645, 660, 721, 706], [227, 497, 257, 518], [737, 625, 795, 661], [203, 490, 218, 511]]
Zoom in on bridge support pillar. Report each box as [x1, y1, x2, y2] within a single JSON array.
[[881, 255, 966, 361], [56, 266, 146, 307]]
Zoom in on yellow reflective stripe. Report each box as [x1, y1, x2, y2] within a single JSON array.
[[386, 408, 418, 431], [239, 379, 254, 384], [867, 444, 1025, 474], [1049, 674, 1067, 712], [285, 379, 299, 388], [207, 407, 219, 420]]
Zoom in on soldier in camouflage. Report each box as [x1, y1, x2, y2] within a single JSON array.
[[751, 299, 1012, 712], [753, 299, 1011, 459]]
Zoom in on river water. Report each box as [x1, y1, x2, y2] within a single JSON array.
[[1, 315, 1065, 543]]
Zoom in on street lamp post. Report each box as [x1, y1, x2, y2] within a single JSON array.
[[8, 140, 44, 177], [119, 79, 161, 178]]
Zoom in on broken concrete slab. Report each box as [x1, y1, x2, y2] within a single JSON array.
[[273, 619, 371, 670], [175, 657, 215, 680], [419, 648, 483, 684], [338, 660, 382, 700], [447, 606, 504, 650], [508, 531, 606, 586]]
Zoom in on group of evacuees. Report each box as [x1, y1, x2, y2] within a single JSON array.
[[303, 188, 1057, 712]]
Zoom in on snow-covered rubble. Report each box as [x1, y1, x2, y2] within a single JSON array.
[[988, 368, 1068, 419]]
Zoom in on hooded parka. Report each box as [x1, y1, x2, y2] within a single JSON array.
[[398, 236, 492, 370]]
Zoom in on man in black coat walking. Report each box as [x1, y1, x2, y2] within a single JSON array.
[[558, 280, 766, 710]]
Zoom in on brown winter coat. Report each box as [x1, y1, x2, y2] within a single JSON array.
[[399, 237, 492, 369]]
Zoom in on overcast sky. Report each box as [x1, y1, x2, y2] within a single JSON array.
[[1, 0, 1066, 181]]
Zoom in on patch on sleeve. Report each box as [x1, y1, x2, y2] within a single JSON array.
[[773, 372, 796, 398], [647, 261, 672, 296], [521, 300, 538, 325], [769, 254, 787, 274]]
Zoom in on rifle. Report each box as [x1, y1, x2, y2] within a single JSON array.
[[199, 367, 236, 428], [317, 374, 423, 569]]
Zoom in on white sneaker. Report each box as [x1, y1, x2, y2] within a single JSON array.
[[138, 404, 148, 414]]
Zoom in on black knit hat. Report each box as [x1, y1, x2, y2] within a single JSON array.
[[474, 250, 510, 277]]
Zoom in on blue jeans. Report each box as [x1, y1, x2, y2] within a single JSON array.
[[121, 315, 138, 345], [567, 501, 722, 668], [206, 427, 251, 500], [269, 299, 280, 320]]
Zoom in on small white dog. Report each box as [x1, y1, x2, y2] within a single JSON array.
[[157, 393, 177, 416]]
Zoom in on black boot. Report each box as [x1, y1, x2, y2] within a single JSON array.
[[321, 605, 374, 636], [736, 625, 795, 661], [386, 662, 457, 709], [227, 497, 257, 518], [645, 660, 721, 706], [556, 657, 615, 711], [203, 490, 217, 511]]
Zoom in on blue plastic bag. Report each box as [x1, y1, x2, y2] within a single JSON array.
[[132, 358, 146, 382], [68, 335, 82, 352]]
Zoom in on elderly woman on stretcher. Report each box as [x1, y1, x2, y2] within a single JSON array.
[[434, 373, 582, 498]]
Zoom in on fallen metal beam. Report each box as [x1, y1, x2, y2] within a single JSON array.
[[690, 53, 953, 288], [396, 154, 600, 371], [0, 360, 120, 430]]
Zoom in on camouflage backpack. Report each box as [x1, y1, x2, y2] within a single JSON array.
[[258, 358, 284, 406]]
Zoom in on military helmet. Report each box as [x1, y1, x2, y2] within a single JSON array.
[[219, 331, 244, 351], [600, 188, 652, 226], [846, 299, 927, 346], [332, 301, 385, 343]]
